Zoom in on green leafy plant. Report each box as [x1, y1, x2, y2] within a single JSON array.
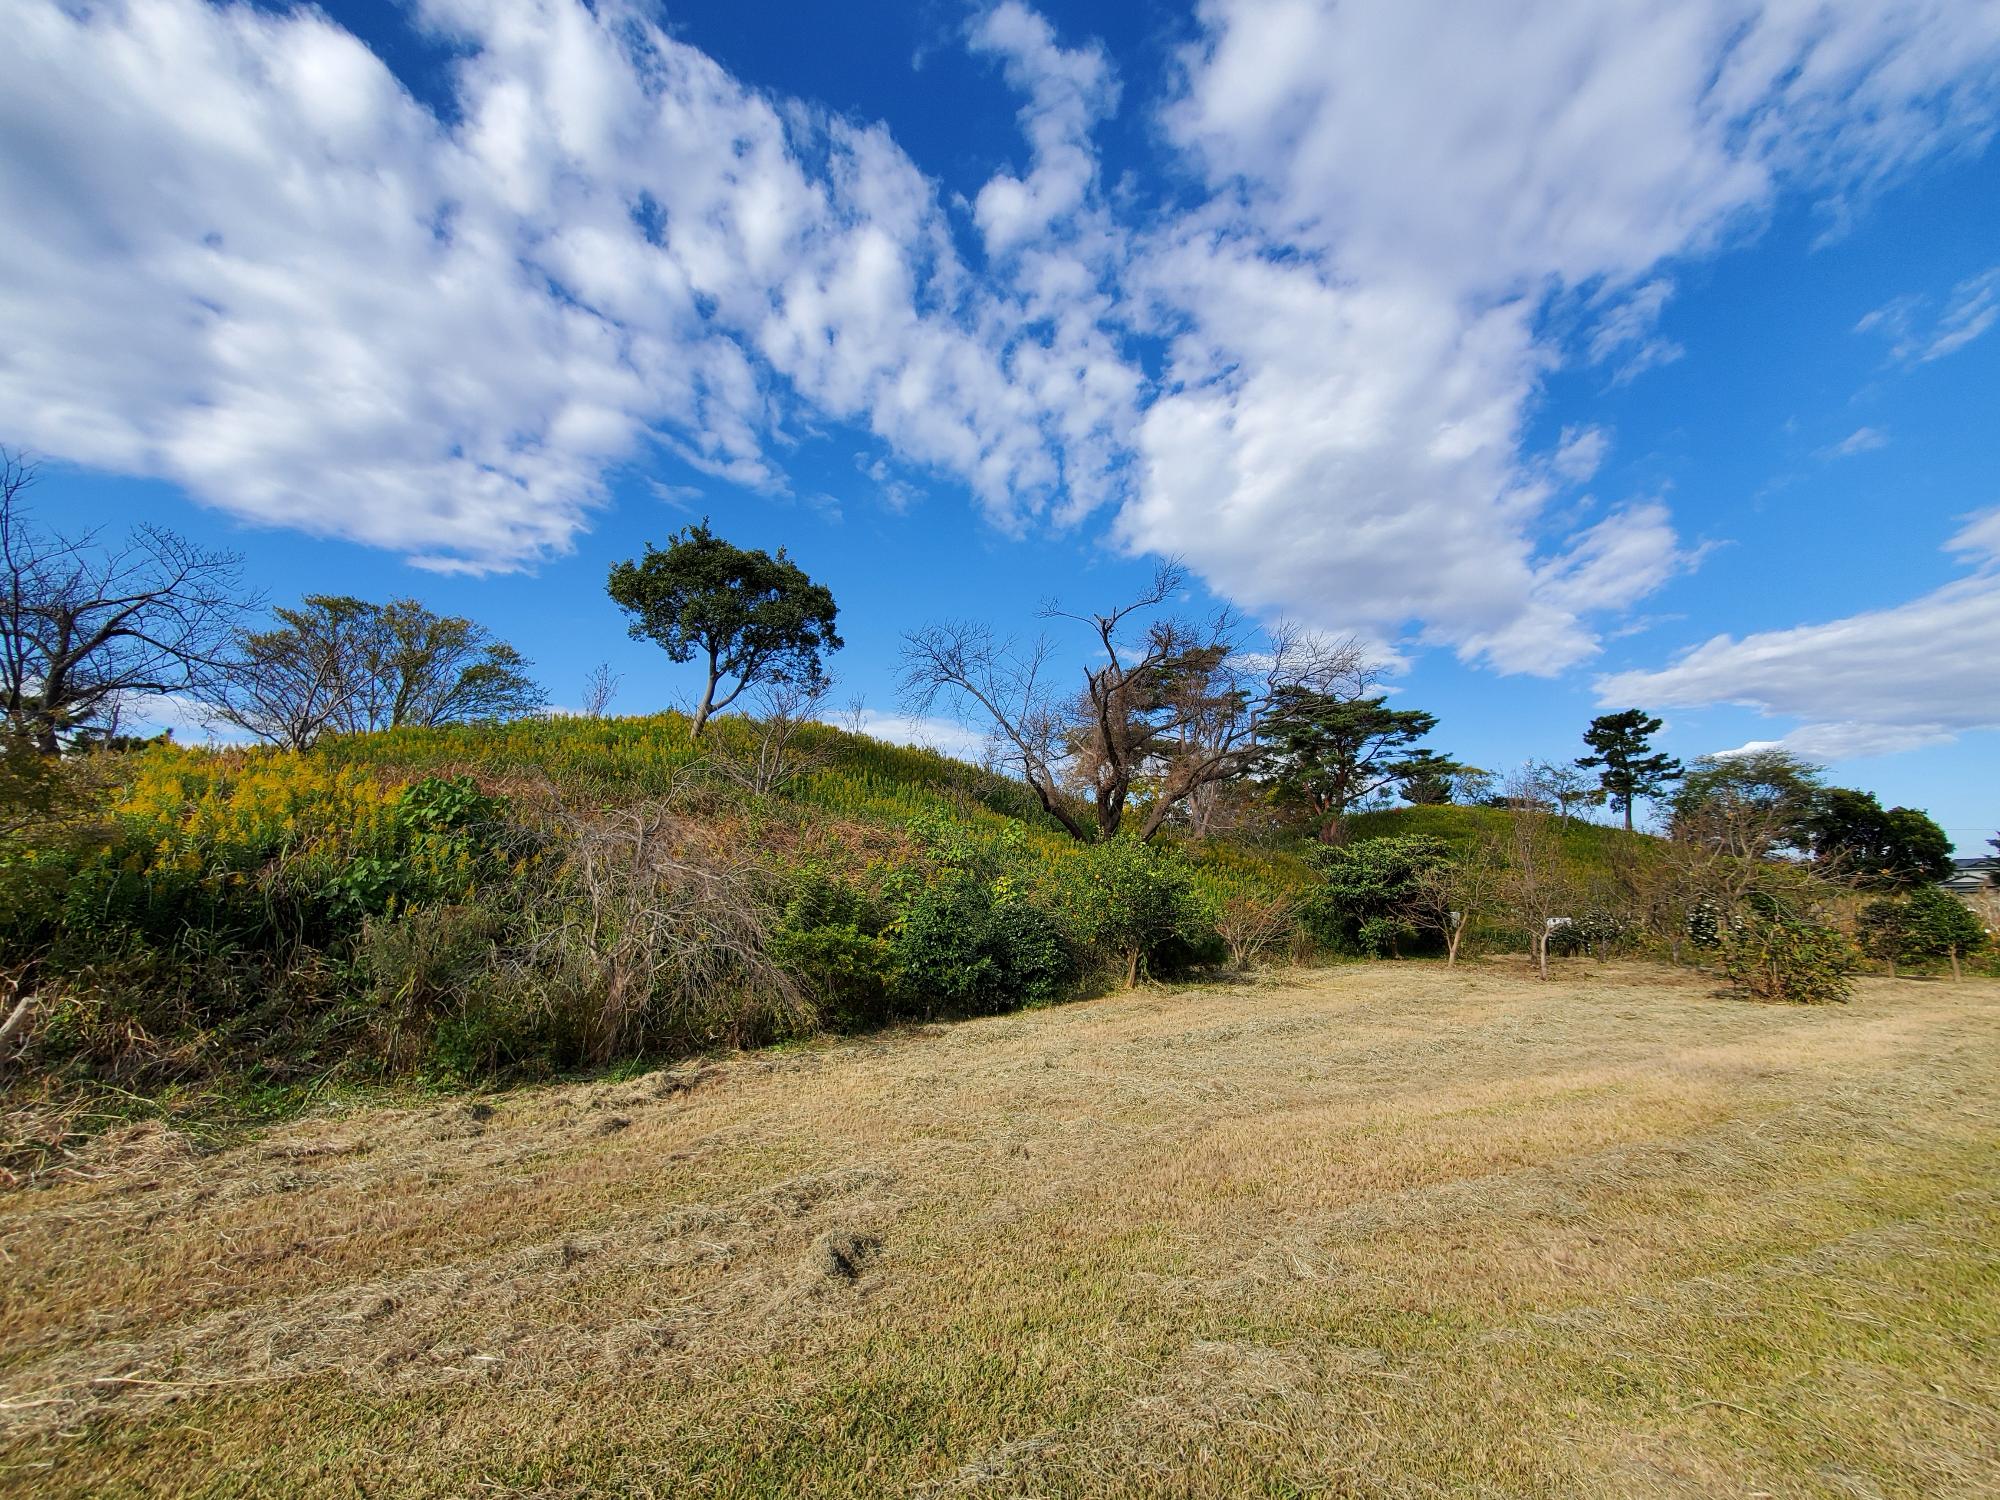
[[1857, 886, 1988, 978], [1718, 900, 1856, 1004], [1048, 837, 1220, 985], [1299, 834, 1455, 957]]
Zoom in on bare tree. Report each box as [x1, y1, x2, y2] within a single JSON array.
[[0, 449, 250, 753], [1493, 776, 1583, 980], [710, 675, 838, 796], [902, 562, 1365, 842], [1409, 847, 1500, 967], [580, 662, 622, 719], [538, 798, 808, 1061], [1214, 891, 1298, 971]]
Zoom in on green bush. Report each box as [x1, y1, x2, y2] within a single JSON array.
[[1299, 835, 1452, 957], [1048, 837, 1220, 983], [1719, 906, 1857, 1004], [889, 867, 1072, 1016], [1857, 886, 1988, 975], [772, 922, 897, 1031]]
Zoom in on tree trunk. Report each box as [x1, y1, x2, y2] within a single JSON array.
[[1950, 946, 1962, 983], [691, 646, 720, 738], [0, 989, 32, 1058], [1533, 932, 1549, 981], [1125, 947, 1140, 989], [1622, 798, 1633, 833], [1445, 921, 1462, 967]]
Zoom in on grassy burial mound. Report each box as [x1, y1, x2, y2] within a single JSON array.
[[1, 962, 1995, 1496]]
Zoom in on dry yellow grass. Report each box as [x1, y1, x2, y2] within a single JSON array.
[[3, 960, 1997, 1497]]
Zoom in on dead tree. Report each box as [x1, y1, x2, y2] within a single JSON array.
[[0, 448, 249, 752]]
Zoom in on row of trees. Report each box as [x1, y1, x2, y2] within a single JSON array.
[[1305, 765, 1984, 999], [0, 450, 551, 755], [0, 452, 1975, 909]]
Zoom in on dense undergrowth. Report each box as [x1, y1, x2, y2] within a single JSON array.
[[0, 714, 1323, 1136], [6, 712, 1979, 1167]]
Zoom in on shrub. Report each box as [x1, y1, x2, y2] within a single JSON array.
[[1214, 891, 1298, 970], [889, 866, 1072, 1016], [770, 922, 896, 1031], [1299, 835, 1454, 957], [1857, 886, 1988, 977], [1546, 908, 1631, 960], [1046, 837, 1220, 985], [1718, 905, 1857, 1004]]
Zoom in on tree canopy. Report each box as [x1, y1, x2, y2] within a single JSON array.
[[1669, 750, 1822, 863], [608, 521, 841, 737], [1858, 885, 1986, 975], [200, 595, 544, 751], [1257, 691, 1457, 841], [1577, 708, 1682, 830], [1805, 788, 1954, 889]]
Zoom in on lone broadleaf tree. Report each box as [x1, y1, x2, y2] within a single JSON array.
[[1805, 788, 1954, 889], [1576, 708, 1682, 831], [607, 521, 841, 737]]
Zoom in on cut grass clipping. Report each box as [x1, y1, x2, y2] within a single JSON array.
[[3, 961, 1996, 1497]]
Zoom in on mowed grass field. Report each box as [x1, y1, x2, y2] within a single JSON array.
[[3, 962, 1996, 1498]]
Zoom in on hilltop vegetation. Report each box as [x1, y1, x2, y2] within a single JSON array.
[[0, 711, 1317, 1150], [3, 485, 1987, 1165]]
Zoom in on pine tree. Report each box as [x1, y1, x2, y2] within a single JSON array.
[[1576, 708, 1682, 832]]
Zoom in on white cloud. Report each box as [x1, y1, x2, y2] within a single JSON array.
[[839, 709, 995, 764], [1926, 268, 2000, 360], [1551, 425, 1611, 486], [1947, 505, 2000, 564], [1859, 265, 2000, 363], [1826, 425, 1890, 458], [967, 1, 1119, 256], [1598, 513, 2000, 760], [1124, 0, 2000, 673], [3, 0, 1998, 682], [0, 0, 1131, 570]]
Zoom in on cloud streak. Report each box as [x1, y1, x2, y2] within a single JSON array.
[[1598, 510, 2000, 760]]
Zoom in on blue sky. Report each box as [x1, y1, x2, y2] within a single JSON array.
[[3, 0, 1997, 848]]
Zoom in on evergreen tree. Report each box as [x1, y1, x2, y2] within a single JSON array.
[[608, 520, 841, 736], [1576, 708, 1682, 831], [1805, 789, 1953, 889], [1258, 691, 1457, 841]]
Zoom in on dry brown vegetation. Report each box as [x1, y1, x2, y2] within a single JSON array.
[[4, 961, 1997, 1497]]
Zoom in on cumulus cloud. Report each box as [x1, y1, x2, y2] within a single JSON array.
[[1598, 509, 2000, 760], [1127, 0, 2000, 672], [0, 0, 1129, 569], [2, 0, 1997, 689]]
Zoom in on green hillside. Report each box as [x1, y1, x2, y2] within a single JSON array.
[[1345, 802, 1669, 884]]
